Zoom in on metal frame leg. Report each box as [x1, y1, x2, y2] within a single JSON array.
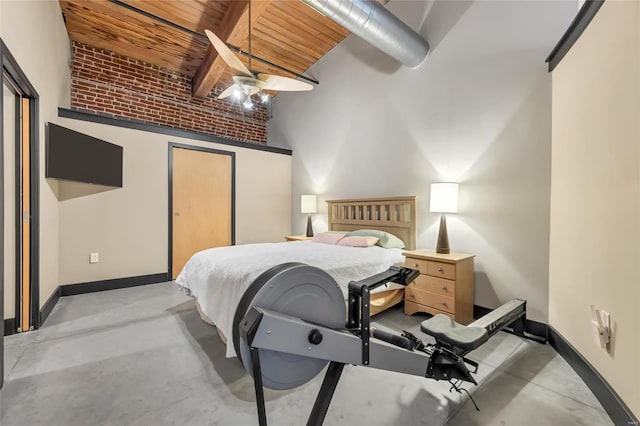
[[307, 362, 345, 426], [250, 347, 268, 426], [510, 315, 526, 337]]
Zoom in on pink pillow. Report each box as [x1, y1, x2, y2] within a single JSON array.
[[337, 236, 379, 247], [312, 232, 346, 245]]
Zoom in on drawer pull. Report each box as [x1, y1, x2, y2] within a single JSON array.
[[437, 267, 444, 272], [441, 301, 447, 306], [441, 286, 447, 291], [414, 264, 419, 268], [410, 294, 415, 298]]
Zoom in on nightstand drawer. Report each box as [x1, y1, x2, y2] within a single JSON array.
[[413, 275, 455, 296], [404, 300, 454, 320], [405, 258, 429, 274], [405, 286, 455, 314], [426, 261, 456, 280]]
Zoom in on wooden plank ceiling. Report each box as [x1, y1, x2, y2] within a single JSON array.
[[59, 0, 350, 97]]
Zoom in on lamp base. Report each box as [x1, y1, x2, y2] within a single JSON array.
[[306, 215, 314, 237], [436, 213, 450, 254]]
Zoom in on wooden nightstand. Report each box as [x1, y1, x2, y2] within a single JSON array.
[[285, 235, 313, 242], [403, 249, 475, 324]]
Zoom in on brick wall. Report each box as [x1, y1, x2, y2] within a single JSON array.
[[70, 41, 267, 144]]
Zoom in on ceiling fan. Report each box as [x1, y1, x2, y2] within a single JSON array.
[[204, 2, 313, 109]]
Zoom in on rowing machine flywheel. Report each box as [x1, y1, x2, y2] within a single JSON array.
[[232, 263, 346, 390]]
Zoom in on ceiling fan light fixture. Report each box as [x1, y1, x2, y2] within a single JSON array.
[[232, 85, 244, 100], [242, 96, 254, 110], [259, 91, 270, 104]]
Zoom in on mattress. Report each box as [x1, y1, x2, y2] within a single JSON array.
[[175, 240, 404, 357]]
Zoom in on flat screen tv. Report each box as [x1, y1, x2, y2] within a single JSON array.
[[46, 123, 123, 187]]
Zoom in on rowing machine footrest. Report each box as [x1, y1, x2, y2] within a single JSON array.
[[420, 315, 488, 351]]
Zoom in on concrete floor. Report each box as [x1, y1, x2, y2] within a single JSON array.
[[1, 283, 612, 425]]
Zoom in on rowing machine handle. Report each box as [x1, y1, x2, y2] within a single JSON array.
[[389, 266, 420, 286], [371, 327, 414, 351]]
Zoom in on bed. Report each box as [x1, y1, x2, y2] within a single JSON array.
[[175, 196, 416, 357]]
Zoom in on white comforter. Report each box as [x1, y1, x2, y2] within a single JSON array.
[[175, 241, 404, 357]]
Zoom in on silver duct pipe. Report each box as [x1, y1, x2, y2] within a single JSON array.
[[300, 0, 429, 68]]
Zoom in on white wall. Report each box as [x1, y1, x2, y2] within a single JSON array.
[[1, 0, 70, 308], [56, 118, 292, 285], [549, 0, 639, 417], [269, 0, 577, 321]]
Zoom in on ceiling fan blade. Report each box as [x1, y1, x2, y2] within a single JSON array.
[[218, 85, 237, 99], [204, 29, 252, 77], [256, 74, 313, 92]]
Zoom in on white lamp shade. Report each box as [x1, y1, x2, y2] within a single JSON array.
[[301, 194, 317, 214], [430, 183, 459, 213]]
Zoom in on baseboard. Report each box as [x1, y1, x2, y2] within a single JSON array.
[[548, 326, 638, 425], [38, 273, 169, 328], [473, 304, 548, 340], [60, 272, 169, 296], [3, 318, 16, 336], [39, 286, 62, 327], [473, 304, 493, 319]]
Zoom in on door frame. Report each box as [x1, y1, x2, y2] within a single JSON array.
[[0, 39, 40, 386], [167, 142, 235, 279]]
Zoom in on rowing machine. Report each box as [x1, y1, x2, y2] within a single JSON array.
[[233, 263, 532, 426]]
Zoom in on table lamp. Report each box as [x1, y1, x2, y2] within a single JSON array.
[[429, 183, 458, 254], [301, 194, 317, 237]]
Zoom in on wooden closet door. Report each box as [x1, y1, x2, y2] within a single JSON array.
[[172, 147, 232, 279]]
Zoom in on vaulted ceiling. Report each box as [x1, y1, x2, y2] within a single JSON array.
[[59, 0, 351, 98]]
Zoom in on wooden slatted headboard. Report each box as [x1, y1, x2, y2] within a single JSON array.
[[326, 196, 417, 250]]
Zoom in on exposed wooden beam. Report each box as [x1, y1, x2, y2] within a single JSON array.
[[192, 0, 272, 98]]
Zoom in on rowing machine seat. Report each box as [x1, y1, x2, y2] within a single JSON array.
[[420, 315, 488, 351]]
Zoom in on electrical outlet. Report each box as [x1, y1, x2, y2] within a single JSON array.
[[590, 305, 610, 348], [90, 252, 99, 264]]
